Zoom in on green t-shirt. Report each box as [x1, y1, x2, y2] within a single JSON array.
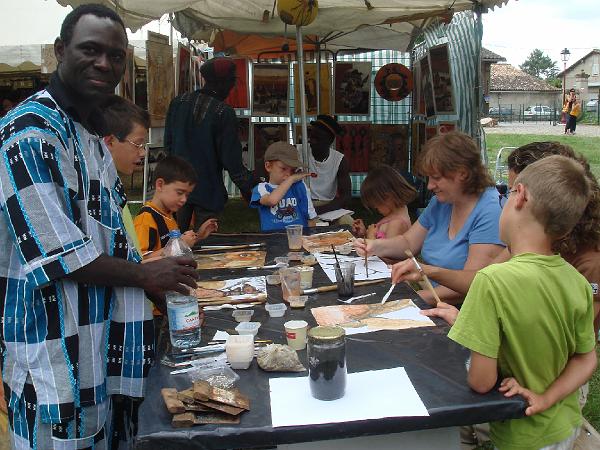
[[448, 253, 595, 450]]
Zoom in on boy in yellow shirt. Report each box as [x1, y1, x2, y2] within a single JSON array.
[[448, 156, 597, 450]]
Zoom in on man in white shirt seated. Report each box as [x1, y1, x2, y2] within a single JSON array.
[[301, 114, 353, 225]]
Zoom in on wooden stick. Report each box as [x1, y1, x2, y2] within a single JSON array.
[[404, 250, 442, 306], [364, 239, 369, 278], [302, 279, 385, 294]]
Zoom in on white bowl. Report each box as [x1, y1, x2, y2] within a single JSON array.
[[265, 303, 287, 318], [235, 321, 261, 336]]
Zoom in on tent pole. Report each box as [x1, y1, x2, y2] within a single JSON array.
[[316, 39, 321, 114], [296, 25, 309, 172]]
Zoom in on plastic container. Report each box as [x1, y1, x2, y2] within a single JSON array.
[[188, 364, 240, 389], [265, 303, 287, 318], [287, 251, 304, 261], [301, 254, 317, 266], [235, 321, 261, 336], [266, 274, 281, 285], [232, 310, 254, 322], [226, 335, 254, 370], [275, 256, 289, 265], [288, 295, 308, 308]]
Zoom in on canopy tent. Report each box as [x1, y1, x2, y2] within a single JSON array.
[[56, 1, 508, 51]]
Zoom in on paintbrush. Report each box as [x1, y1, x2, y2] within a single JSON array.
[[380, 283, 396, 304], [404, 249, 442, 306], [331, 244, 345, 284], [302, 279, 385, 294], [364, 239, 369, 278]]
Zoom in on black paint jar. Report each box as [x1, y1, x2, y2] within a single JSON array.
[[307, 326, 347, 401]]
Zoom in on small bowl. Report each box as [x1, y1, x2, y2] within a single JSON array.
[[232, 310, 254, 322], [266, 274, 281, 285], [301, 254, 317, 266], [265, 303, 287, 318], [235, 321, 261, 336], [274, 256, 289, 265], [288, 295, 308, 309], [287, 251, 304, 261]]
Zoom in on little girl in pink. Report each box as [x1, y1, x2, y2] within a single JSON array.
[[352, 165, 416, 240]]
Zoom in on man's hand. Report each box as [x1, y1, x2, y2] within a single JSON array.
[[197, 218, 218, 240], [499, 377, 550, 416], [391, 259, 424, 284], [352, 219, 367, 237], [139, 256, 198, 299], [420, 302, 459, 326]]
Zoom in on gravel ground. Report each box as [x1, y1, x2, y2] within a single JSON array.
[[484, 122, 600, 137]]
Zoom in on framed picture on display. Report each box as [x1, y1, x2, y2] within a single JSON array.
[[119, 45, 135, 102], [370, 124, 409, 172], [225, 58, 249, 109], [176, 44, 192, 96], [419, 55, 436, 118], [438, 121, 457, 134], [253, 123, 289, 178], [252, 63, 290, 116], [334, 62, 371, 115], [429, 44, 456, 115], [146, 32, 173, 127], [294, 63, 331, 116], [336, 123, 371, 172]]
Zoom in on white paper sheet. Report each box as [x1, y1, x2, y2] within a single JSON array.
[[212, 330, 230, 341], [269, 367, 429, 428], [376, 307, 435, 323], [314, 252, 391, 282], [318, 208, 355, 221]]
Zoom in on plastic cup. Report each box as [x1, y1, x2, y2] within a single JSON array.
[[284, 320, 308, 350], [232, 310, 254, 322], [335, 262, 355, 297], [280, 267, 302, 301], [226, 334, 254, 369], [298, 266, 314, 289], [265, 303, 287, 318], [286, 224, 304, 250]]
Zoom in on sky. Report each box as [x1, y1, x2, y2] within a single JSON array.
[[0, 0, 599, 72]]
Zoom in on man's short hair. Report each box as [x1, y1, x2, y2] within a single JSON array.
[[60, 4, 126, 45], [154, 155, 197, 185], [515, 155, 591, 240], [102, 95, 150, 140]]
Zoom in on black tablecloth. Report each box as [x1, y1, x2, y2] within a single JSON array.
[[135, 231, 525, 449]]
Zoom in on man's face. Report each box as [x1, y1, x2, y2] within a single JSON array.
[[55, 14, 127, 102]]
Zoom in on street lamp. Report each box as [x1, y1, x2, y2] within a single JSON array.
[[560, 48, 571, 123]]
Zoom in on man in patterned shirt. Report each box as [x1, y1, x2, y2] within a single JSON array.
[[0, 5, 198, 449]]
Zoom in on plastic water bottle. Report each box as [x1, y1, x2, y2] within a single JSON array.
[[164, 230, 201, 348]]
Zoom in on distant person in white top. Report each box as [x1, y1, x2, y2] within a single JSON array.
[[302, 114, 353, 225]]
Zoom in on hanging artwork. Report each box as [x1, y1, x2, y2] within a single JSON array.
[[225, 58, 249, 109], [238, 118, 251, 169], [146, 32, 174, 127], [429, 44, 456, 115], [438, 121, 457, 134], [412, 59, 425, 116], [370, 124, 409, 172], [419, 55, 435, 118], [374, 63, 413, 102], [334, 62, 371, 115], [336, 123, 371, 172], [425, 125, 438, 142], [252, 63, 290, 116], [176, 44, 192, 96], [294, 63, 331, 116], [119, 45, 135, 102], [253, 123, 289, 177]]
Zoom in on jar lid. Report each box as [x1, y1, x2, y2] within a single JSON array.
[[308, 325, 345, 341]]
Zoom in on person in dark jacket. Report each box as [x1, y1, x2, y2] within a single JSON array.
[[164, 57, 256, 231]]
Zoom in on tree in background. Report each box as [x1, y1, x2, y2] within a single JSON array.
[[520, 49, 560, 83]]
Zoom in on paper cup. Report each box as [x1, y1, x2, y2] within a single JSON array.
[[284, 320, 308, 351]]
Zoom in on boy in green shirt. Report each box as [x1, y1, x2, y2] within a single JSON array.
[[448, 155, 597, 450]]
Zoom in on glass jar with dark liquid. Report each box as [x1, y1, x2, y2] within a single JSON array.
[[307, 326, 347, 400]]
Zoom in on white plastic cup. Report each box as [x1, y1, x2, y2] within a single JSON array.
[[284, 320, 308, 351], [280, 267, 302, 301], [286, 224, 304, 250], [226, 334, 254, 369], [298, 266, 314, 289]]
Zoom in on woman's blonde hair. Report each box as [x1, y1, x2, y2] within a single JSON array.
[[360, 165, 417, 210], [416, 131, 493, 195]]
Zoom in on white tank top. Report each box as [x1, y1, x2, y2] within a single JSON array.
[[306, 146, 344, 201]]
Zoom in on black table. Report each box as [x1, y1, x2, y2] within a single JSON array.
[[135, 231, 525, 449]]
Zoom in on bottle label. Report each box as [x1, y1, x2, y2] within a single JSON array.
[[168, 303, 200, 332]]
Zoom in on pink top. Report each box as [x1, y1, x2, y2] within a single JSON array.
[[375, 215, 411, 239]]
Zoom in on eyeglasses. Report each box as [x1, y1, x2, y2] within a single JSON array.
[[124, 139, 147, 151], [497, 184, 517, 209]]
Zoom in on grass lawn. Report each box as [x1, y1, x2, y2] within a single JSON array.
[[485, 134, 600, 180]]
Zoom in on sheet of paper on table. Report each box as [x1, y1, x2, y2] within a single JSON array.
[[313, 252, 391, 282], [269, 367, 429, 428], [317, 208, 354, 222], [311, 299, 435, 336]]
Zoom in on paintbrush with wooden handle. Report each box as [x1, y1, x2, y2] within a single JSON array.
[[404, 249, 442, 306]]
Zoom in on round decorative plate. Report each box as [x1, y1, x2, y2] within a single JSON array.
[[374, 63, 413, 101]]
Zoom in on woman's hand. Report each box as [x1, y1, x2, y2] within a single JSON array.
[[354, 238, 376, 256], [391, 259, 424, 284]]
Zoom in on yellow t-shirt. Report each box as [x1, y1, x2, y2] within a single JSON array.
[[133, 201, 179, 255]]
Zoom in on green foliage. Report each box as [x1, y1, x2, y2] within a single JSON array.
[[520, 49, 559, 79]]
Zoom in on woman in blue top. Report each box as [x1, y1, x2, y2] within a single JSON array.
[[356, 131, 505, 305]]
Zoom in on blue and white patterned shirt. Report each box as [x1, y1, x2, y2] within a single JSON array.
[[0, 83, 154, 426]]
